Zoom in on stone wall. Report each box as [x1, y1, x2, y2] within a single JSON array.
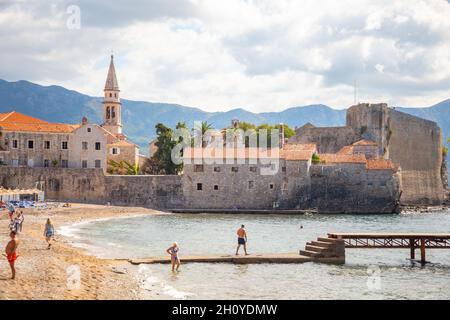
[[310, 164, 401, 214], [289, 126, 359, 153], [386, 109, 444, 204], [0, 166, 183, 209], [182, 159, 311, 210]]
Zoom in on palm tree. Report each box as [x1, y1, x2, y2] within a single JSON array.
[[192, 121, 213, 147], [107, 160, 139, 175]]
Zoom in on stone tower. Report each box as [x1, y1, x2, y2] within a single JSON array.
[[102, 54, 122, 135]]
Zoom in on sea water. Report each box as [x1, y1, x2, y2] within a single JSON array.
[[60, 211, 450, 299]]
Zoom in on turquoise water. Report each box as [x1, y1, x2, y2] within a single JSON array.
[[61, 211, 450, 299]]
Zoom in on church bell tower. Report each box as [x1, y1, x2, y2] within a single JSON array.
[[102, 54, 122, 135]]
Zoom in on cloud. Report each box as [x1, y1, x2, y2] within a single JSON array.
[[1, 0, 450, 112]]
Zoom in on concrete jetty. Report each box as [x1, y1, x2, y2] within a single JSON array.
[[129, 253, 344, 265]]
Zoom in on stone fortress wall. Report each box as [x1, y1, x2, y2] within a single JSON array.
[[0, 166, 184, 209], [0, 103, 445, 212], [292, 103, 446, 205]]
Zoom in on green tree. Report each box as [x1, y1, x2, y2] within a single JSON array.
[[152, 123, 183, 174], [107, 160, 139, 175]]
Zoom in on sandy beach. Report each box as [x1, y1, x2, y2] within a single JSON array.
[[0, 203, 162, 300]]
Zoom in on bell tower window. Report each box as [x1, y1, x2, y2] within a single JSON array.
[[106, 106, 111, 119], [111, 106, 116, 118]]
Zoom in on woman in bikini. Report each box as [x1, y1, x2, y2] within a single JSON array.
[[166, 242, 181, 272]]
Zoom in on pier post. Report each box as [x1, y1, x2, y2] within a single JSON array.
[[420, 239, 426, 264], [409, 239, 415, 260]]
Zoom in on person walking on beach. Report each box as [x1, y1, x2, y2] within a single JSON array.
[[44, 218, 55, 249], [12, 211, 24, 233], [235, 224, 249, 256], [5, 231, 19, 280], [166, 242, 181, 272], [8, 203, 15, 221]]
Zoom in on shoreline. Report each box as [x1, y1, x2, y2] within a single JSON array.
[[0, 203, 164, 300]]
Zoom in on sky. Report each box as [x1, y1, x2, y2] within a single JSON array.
[[1, 0, 450, 112]]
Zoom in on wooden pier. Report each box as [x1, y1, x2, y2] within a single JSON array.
[[328, 232, 450, 264]]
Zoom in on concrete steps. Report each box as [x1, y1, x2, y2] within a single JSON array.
[[299, 250, 323, 258], [301, 236, 346, 262]]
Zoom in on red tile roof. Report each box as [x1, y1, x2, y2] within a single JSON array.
[[0, 111, 78, 133], [318, 153, 367, 164], [352, 139, 377, 146], [366, 159, 396, 170], [183, 146, 315, 161]]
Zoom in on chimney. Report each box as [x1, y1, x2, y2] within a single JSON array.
[[82, 117, 88, 125]]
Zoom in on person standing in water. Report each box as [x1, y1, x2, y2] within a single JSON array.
[[44, 218, 55, 249], [5, 231, 19, 280], [166, 242, 181, 272], [235, 224, 249, 256]]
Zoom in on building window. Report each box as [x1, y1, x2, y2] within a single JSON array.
[[109, 93, 112, 98], [214, 167, 221, 172], [249, 166, 257, 173], [12, 140, 18, 149], [28, 140, 34, 149], [95, 142, 101, 150], [106, 107, 111, 119], [44, 141, 50, 149], [269, 183, 274, 190], [87, 128, 92, 133], [282, 166, 287, 173], [61, 160, 68, 168], [232, 167, 239, 172], [197, 183, 203, 191], [111, 147, 120, 155], [248, 181, 254, 189], [44, 159, 50, 167], [194, 165, 204, 172], [214, 185, 219, 191], [62, 141, 68, 150], [95, 160, 102, 168], [114, 93, 117, 98], [82, 141, 88, 150], [111, 106, 116, 118], [81, 160, 88, 168]]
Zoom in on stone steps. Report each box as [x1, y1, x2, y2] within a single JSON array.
[[310, 240, 334, 248], [317, 237, 342, 243], [305, 244, 332, 253], [299, 249, 324, 258], [300, 236, 346, 262]]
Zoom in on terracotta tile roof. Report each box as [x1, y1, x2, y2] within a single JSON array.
[[183, 147, 313, 161], [366, 159, 396, 170], [337, 145, 354, 155], [283, 143, 317, 151], [109, 140, 138, 147], [0, 111, 50, 124], [0, 111, 78, 133], [318, 153, 367, 164], [352, 139, 377, 146]]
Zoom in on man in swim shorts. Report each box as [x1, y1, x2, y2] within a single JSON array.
[[235, 225, 249, 256], [5, 231, 19, 280]]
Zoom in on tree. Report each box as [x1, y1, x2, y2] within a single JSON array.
[[107, 160, 139, 175], [151, 123, 183, 174]]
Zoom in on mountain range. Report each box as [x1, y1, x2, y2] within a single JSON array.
[[0, 79, 449, 153]]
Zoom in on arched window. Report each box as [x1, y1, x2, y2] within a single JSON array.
[[111, 106, 116, 118], [106, 106, 111, 119], [109, 93, 112, 98]]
